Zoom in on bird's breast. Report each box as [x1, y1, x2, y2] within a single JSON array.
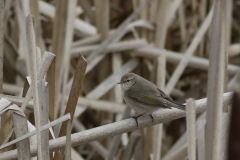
[[123, 94, 158, 114]]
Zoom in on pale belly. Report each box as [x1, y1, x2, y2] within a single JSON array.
[[123, 94, 160, 115]]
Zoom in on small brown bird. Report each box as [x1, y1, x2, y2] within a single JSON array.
[[118, 73, 185, 127]]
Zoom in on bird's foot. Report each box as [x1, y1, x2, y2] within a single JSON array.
[[132, 116, 139, 127], [132, 114, 144, 127], [150, 114, 154, 122]]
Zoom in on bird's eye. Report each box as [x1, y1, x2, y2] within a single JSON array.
[[127, 80, 130, 82]]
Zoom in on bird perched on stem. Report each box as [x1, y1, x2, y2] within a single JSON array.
[[118, 73, 185, 127]]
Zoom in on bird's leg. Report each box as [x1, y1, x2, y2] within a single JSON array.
[[132, 113, 145, 127], [150, 114, 154, 122]]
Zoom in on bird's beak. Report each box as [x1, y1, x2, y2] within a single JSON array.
[[117, 82, 123, 84]]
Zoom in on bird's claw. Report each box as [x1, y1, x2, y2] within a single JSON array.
[[132, 114, 154, 127], [132, 116, 139, 127], [150, 114, 154, 123]]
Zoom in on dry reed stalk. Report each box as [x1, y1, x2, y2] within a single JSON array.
[[132, 0, 138, 10], [78, 0, 94, 23], [111, 52, 125, 155], [205, 0, 226, 159], [71, 39, 148, 57], [198, 0, 207, 56], [228, 71, 240, 91], [112, 53, 123, 104], [162, 126, 187, 159], [29, 0, 45, 54], [221, 0, 228, 113], [2, 83, 21, 94], [73, 120, 108, 158], [121, 132, 141, 160], [0, 93, 127, 114], [15, 0, 30, 75], [94, 0, 109, 40], [165, 8, 213, 94], [133, 138, 143, 160], [133, 47, 240, 75], [38, 0, 96, 36], [191, 0, 198, 33], [0, 94, 33, 110], [55, 55, 87, 159], [111, 48, 124, 159], [167, 113, 207, 160], [84, 20, 152, 75], [219, 112, 230, 160], [38, 80, 50, 160], [26, 14, 43, 159], [164, 67, 236, 160], [227, 92, 240, 159], [0, 110, 12, 151], [71, 148, 85, 160], [226, 0, 232, 46], [36, 47, 41, 68], [3, 0, 12, 30], [60, 0, 77, 117], [0, 114, 71, 151], [86, 0, 154, 63], [0, 98, 11, 150], [186, 98, 196, 160], [12, 111, 31, 160], [149, 0, 159, 24], [196, 114, 206, 160], [178, 3, 186, 48], [163, 113, 206, 160], [142, 118, 153, 159], [0, 92, 233, 160], [155, 0, 171, 48], [72, 34, 103, 47], [162, 143, 187, 160], [0, 0, 4, 93], [227, 44, 240, 57], [0, 128, 13, 151], [139, 0, 148, 39], [46, 57, 55, 122], [51, 0, 70, 120], [153, 55, 166, 160], [105, 106, 132, 160], [199, 0, 207, 22], [0, 2, 11, 150], [20, 51, 55, 111], [65, 120, 72, 160], [0, 99, 11, 112]]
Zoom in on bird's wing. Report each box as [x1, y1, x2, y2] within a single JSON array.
[[125, 90, 171, 109], [157, 88, 186, 110], [157, 88, 174, 101]]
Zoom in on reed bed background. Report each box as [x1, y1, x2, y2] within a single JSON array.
[[0, 0, 239, 160]]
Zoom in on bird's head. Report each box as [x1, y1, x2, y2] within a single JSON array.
[[118, 73, 137, 92]]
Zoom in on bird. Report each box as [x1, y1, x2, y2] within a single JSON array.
[[118, 73, 185, 127]]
